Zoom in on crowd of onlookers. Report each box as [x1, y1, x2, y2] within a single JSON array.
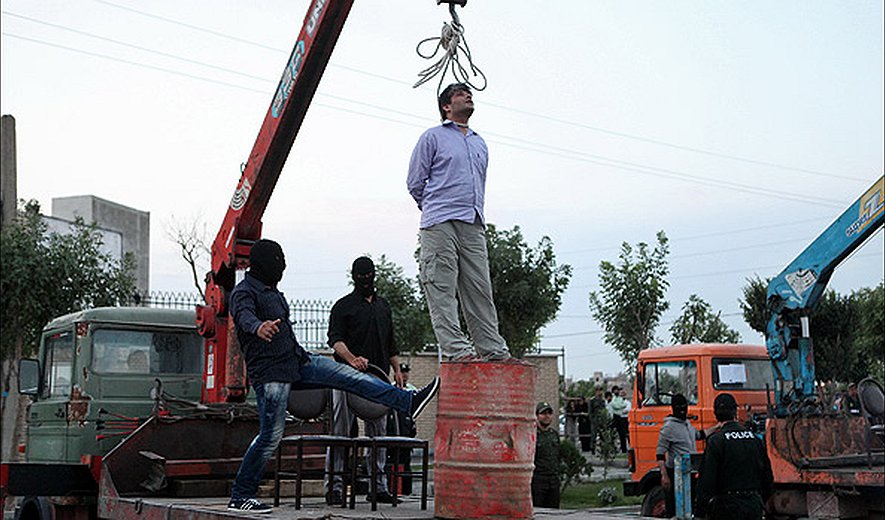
[[563, 385, 632, 455]]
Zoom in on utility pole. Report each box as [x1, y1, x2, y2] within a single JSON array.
[[0, 115, 17, 230]]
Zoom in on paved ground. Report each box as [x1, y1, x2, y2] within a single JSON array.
[[143, 496, 640, 520]]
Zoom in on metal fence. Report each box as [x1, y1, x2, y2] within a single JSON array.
[[135, 291, 333, 350]]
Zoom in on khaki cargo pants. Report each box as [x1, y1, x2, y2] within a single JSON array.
[[418, 220, 509, 360]]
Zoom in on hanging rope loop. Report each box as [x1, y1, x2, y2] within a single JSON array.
[[414, 0, 487, 96]]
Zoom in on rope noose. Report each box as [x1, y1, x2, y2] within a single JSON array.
[[413, 1, 487, 97]]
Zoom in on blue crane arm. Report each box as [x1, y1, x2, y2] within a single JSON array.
[[766, 175, 884, 411]]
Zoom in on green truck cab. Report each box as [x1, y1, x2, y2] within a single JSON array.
[[18, 307, 203, 464]]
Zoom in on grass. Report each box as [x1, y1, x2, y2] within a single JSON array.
[[560, 479, 644, 510]]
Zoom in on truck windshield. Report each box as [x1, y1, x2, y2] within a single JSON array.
[[43, 331, 74, 397], [642, 360, 698, 406], [91, 328, 203, 375], [712, 358, 773, 390]]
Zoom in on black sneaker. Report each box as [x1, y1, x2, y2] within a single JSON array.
[[325, 489, 344, 506], [410, 376, 440, 420], [366, 491, 402, 504], [227, 498, 272, 513]]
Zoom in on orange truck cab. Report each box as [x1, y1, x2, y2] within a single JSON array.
[[622, 343, 773, 517]]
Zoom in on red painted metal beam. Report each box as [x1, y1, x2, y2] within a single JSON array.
[[198, 0, 355, 403]]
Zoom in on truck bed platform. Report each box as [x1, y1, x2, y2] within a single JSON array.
[[106, 495, 640, 520]]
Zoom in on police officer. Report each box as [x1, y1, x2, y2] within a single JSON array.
[[531, 402, 561, 509], [697, 393, 774, 519]]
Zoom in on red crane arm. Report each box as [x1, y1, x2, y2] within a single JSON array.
[[197, 0, 355, 403]]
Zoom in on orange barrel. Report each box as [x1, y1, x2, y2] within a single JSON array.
[[434, 361, 538, 519]]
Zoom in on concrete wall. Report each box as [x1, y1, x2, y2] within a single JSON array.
[[44, 215, 124, 262], [52, 195, 150, 293], [399, 353, 561, 444], [1, 115, 16, 230]]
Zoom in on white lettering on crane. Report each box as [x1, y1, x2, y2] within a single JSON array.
[[271, 40, 306, 119], [306, 0, 327, 36]]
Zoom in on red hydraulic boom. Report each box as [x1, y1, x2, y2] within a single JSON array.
[[196, 0, 355, 403]]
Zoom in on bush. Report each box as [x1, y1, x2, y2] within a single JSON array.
[[559, 437, 591, 492]]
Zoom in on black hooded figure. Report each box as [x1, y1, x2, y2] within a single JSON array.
[[671, 393, 689, 421], [352, 256, 375, 297], [249, 239, 286, 286]]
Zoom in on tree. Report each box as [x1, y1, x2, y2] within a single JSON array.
[[739, 275, 770, 334], [1, 200, 136, 361], [670, 294, 740, 344], [559, 439, 592, 493], [811, 291, 860, 383], [564, 379, 597, 398], [1, 200, 135, 460], [588, 231, 670, 374], [739, 274, 883, 383], [370, 254, 435, 354], [854, 283, 884, 382], [485, 224, 572, 358], [164, 214, 210, 298]]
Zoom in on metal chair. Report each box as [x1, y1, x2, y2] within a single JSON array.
[[351, 435, 430, 511], [273, 387, 355, 509], [341, 366, 429, 511]]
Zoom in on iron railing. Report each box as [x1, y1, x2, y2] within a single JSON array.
[[133, 291, 333, 351]]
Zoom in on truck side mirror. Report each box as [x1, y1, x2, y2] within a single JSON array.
[[18, 358, 40, 396], [635, 368, 643, 408]]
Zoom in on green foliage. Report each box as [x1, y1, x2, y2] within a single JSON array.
[[560, 479, 644, 509], [0, 200, 136, 361], [370, 254, 435, 353], [594, 411, 618, 480], [853, 282, 884, 382], [811, 291, 860, 382], [670, 294, 741, 344], [485, 224, 572, 358], [739, 275, 770, 334], [564, 379, 597, 398], [558, 437, 591, 493], [589, 231, 670, 374], [739, 276, 885, 383]]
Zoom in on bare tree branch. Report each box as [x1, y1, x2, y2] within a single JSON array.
[[164, 214, 210, 299]]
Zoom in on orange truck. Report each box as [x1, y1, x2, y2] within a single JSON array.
[[623, 341, 885, 518], [622, 343, 773, 516]]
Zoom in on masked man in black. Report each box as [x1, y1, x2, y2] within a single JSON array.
[[227, 241, 439, 513], [324, 257, 403, 505]]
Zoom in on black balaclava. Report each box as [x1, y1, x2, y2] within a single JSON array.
[[351, 256, 375, 297], [249, 239, 286, 286], [671, 393, 689, 421]]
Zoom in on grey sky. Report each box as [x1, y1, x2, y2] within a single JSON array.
[[2, 1, 882, 380]]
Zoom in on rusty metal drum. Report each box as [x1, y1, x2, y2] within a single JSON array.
[[434, 361, 538, 519]]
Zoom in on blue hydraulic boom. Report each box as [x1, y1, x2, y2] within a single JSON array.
[[766, 175, 884, 414]]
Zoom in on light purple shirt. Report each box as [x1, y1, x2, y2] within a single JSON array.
[[407, 121, 489, 229]]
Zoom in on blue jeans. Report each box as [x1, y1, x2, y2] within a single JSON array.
[[230, 354, 414, 500], [230, 381, 290, 501], [296, 355, 411, 414]]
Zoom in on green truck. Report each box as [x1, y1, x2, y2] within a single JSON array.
[[7, 307, 205, 520]]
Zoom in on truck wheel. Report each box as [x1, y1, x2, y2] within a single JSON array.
[[640, 485, 668, 517], [14, 497, 52, 520]]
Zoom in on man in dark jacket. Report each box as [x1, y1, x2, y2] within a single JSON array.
[[325, 256, 402, 505], [226, 240, 440, 513], [697, 393, 774, 520], [531, 402, 561, 509]]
